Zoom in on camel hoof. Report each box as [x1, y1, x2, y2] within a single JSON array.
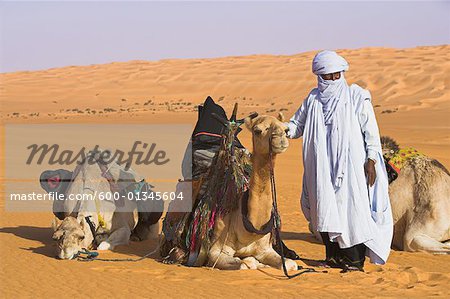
[[240, 257, 258, 269], [283, 258, 298, 272], [162, 259, 175, 265], [97, 241, 111, 250]]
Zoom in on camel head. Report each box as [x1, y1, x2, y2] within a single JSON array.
[[245, 112, 289, 155], [381, 136, 400, 159], [52, 216, 92, 259]]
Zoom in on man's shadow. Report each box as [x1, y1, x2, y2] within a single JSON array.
[[281, 231, 322, 245], [280, 231, 327, 267], [0, 226, 55, 258]]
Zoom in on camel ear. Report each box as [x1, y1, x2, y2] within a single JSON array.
[[79, 217, 85, 230], [52, 230, 64, 241], [277, 112, 285, 122], [52, 217, 61, 232], [244, 116, 254, 131]]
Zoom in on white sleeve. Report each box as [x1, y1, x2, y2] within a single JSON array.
[[286, 100, 308, 139], [358, 99, 381, 162]]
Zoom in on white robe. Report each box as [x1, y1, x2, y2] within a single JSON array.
[[287, 84, 393, 264]]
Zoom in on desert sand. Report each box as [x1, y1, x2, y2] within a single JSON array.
[[1, 45, 449, 298]]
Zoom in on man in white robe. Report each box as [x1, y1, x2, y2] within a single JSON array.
[[287, 50, 393, 271]]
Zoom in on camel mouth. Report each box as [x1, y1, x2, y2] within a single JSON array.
[[57, 253, 74, 260], [271, 145, 288, 153]]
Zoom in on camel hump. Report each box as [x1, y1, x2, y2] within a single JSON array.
[[407, 155, 450, 186], [430, 159, 450, 176]]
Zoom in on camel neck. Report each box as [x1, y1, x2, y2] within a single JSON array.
[[246, 152, 275, 230], [79, 214, 96, 248]]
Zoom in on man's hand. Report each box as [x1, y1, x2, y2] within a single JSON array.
[[365, 159, 377, 187]]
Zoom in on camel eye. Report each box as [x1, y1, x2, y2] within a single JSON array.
[[253, 127, 262, 135], [52, 230, 65, 241], [78, 235, 85, 241]]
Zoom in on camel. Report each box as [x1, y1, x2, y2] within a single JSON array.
[[381, 136, 450, 254], [49, 153, 160, 259], [204, 113, 298, 270]]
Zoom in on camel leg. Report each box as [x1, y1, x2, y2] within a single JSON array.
[[147, 222, 160, 240], [98, 227, 131, 250], [240, 257, 269, 269], [406, 234, 450, 254], [131, 220, 160, 241], [256, 248, 298, 271], [207, 251, 242, 270], [211, 255, 265, 270], [207, 244, 244, 270]]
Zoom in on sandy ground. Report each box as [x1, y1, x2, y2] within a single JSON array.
[[1, 45, 449, 298]]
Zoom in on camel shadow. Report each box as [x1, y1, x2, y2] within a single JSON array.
[[0, 226, 55, 258], [280, 231, 323, 245], [110, 238, 161, 260], [0, 225, 159, 260]]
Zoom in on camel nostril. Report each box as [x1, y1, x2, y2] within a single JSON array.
[[254, 128, 262, 135]]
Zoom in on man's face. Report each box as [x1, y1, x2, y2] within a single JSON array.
[[320, 72, 341, 81]]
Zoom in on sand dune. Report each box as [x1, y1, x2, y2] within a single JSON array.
[[1, 45, 449, 114], [1, 45, 450, 298], [1, 45, 449, 164]]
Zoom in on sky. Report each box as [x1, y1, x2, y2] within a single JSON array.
[[0, 1, 449, 72]]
